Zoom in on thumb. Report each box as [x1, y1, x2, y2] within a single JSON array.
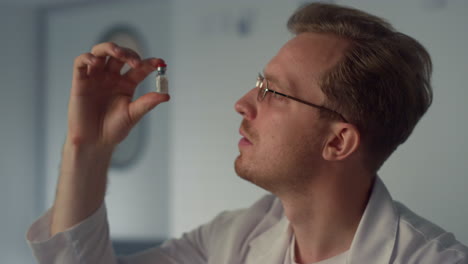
[[129, 92, 170, 124]]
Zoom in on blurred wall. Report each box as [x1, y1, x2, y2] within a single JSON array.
[[0, 6, 40, 264]]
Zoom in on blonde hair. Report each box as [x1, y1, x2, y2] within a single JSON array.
[[288, 3, 433, 171]]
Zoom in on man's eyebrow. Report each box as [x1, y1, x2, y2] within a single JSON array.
[[263, 69, 294, 93]]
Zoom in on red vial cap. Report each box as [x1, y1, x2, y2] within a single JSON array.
[[157, 63, 167, 68]]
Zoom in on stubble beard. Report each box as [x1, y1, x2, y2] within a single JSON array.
[[234, 130, 326, 195], [234, 155, 252, 182], [235, 150, 312, 195], [234, 153, 274, 192], [234, 120, 269, 189]]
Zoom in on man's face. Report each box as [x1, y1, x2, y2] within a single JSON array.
[[234, 32, 349, 194]]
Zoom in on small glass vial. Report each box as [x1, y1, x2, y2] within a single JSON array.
[[155, 63, 168, 93]]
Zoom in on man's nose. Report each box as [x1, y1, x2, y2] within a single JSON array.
[[234, 88, 258, 121]]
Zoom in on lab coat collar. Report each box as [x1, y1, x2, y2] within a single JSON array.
[[347, 176, 399, 264], [245, 176, 399, 264], [245, 215, 291, 263]]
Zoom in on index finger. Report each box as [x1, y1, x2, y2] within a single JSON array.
[[91, 42, 141, 68]]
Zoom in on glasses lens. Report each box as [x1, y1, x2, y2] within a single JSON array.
[[256, 79, 261, 89], [257, 76, 267, 101], [258, 87, 264, 101]]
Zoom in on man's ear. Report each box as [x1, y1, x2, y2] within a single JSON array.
[[322, 123, 360, 161]]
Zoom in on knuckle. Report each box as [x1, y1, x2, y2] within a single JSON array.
[[129, 49, 141, 59], [105, 41, 117, 49], [120, 48, 131, 57], [90, 43, 102, 53], [90, 42, 117, 53], [74, 53, 91, 64], [74, 56, 81, 64], [121, 47, 140, 59]]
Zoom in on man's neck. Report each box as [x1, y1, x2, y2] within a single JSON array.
[[280, 170, 374, 264]]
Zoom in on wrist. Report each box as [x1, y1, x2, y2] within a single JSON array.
[[61, 138, 115, 176], [51, 138, 115, 235]]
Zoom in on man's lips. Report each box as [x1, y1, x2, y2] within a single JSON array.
[[239, 129, 253, 146]]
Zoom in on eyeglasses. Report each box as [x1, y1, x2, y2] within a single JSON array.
[[256, 73, 348, 123]]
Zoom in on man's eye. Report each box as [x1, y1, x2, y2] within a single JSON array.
[[272, 92, 285, 101]]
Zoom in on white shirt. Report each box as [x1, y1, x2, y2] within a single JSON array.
[[285, 235, 348, 264], [27, 177, 468, 263]]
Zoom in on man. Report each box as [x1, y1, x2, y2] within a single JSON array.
[[27, 3, 468, 264]]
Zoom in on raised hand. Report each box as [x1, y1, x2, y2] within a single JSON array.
[[50, 42, 169, 236], [68, 42, 169, 148]]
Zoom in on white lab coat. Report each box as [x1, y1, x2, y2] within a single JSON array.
[[27, 177, 468, 263]]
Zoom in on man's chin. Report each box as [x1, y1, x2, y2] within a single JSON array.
[[234, 155, 254, 182], [234, 155, 271, 191], [234, 155, 246, 178]]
